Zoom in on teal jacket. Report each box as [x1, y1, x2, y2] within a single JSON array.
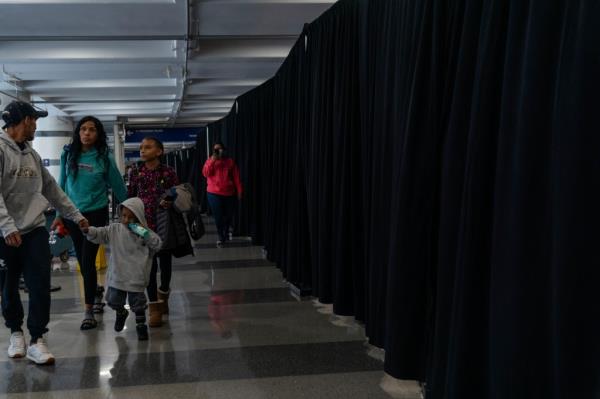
[[59, 147, 127, 213]]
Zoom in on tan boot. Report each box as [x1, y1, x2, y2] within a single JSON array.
[[157, 289, 170, 314], [148, 302, 163, 327]]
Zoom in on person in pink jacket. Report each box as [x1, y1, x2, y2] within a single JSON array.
[[202, 142, 243, 248]]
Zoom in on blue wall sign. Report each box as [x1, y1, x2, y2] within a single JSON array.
[[125, 127, 206, 143], [125, 151, 140, 159]]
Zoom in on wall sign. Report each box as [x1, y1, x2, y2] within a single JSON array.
[[125, 127, 206, 143]]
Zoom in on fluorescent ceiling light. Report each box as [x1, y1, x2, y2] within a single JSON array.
[[28, 79, 177, 90], [127, 117, 170, 123], [0, 1, 175, 3]]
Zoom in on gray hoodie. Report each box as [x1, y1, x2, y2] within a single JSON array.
[[0, 132, 84, 238], [86, 197, 162, 293]]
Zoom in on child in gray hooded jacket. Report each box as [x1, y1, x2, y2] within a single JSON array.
[[83, 197, 162, 340]]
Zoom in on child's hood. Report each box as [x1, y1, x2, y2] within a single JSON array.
[[119, 197, 148, 228]]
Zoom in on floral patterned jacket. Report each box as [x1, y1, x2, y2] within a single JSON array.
[[127, 163, 179, 231]]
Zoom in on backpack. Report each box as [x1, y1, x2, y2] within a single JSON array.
[[172, 183, 194, 213], [173, 183, 205, 240]]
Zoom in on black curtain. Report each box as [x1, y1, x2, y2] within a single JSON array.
[[304, 1, 364, 313], [427, 2, 600, 398], [363, 0, 437, 381], [187, 128, 207, 212], [203, 0, 600, 397]]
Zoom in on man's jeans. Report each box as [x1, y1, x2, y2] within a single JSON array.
[[0, 227, 51, 339]]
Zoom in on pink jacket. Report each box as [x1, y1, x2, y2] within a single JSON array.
[[202, 157, 243, 197]]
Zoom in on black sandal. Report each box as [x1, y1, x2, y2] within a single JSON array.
[[80, 318, 98, 330]]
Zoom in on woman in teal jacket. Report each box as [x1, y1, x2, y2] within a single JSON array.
[[55, 116, 127, 330]]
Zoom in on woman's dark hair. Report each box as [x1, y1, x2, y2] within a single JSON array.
[[68, 116, 108, 179], [213, 141, 225, 149]]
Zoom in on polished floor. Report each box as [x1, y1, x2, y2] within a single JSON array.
[[0, 222, 421, 398]]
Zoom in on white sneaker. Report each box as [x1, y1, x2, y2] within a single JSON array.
[[8, 331, 26, 358], [26, 338, 55, 365]]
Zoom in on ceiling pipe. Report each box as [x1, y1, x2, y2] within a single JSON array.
[[0, 89, 23, 102], [169, 0, 191, 127], [0, 35, 186, 41], [31, 99, 184, 104]]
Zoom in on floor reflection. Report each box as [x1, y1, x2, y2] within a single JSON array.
[[209, 290, 244, 339]]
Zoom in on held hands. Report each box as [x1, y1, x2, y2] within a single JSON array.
[[79, 218, 90, 234]]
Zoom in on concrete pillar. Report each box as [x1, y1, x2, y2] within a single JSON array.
[[33, 116, 74, 181], [112, 122, 125, 174]]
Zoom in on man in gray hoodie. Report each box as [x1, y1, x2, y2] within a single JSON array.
[[0, 100, 89, 365]]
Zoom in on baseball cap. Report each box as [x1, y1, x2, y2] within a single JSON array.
[[2, 101, 48, 129]]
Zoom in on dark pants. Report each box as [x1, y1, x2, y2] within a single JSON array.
[[64, 207, 108, 306], [106, 287, 147, 314], [106, 287, 147, 323], [207, 193, 238, 242], [0, 227, 51, 339], [147, 252, 172, 302]]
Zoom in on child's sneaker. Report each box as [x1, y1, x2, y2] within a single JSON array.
[[26, 338, 55, 365], [136, 324, 148, 341], [114, 309, 129, 332], [8, 331, 26, 358]]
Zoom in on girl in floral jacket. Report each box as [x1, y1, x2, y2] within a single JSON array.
[[128, 137, 178, 328]]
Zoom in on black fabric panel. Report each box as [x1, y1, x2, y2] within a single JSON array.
[[378, 0, 439, 381], [308, 0, 362, 315], [361, 0, 429, 380], [426, 0, 485, 395]]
